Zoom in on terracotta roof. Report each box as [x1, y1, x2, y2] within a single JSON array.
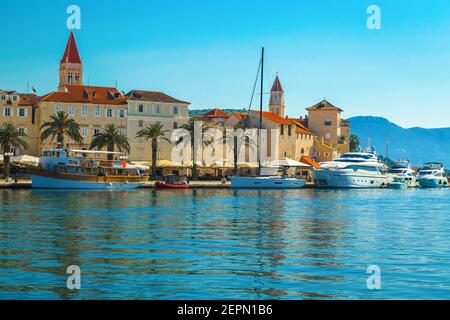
[[271, 75, 284, 92], [341, 118, 350, 126], [254, 110, 292, 125], [126, 90, 189, 104], [306, 99, 343, 112], [300, 156, 321, 169], [40, 85, 126, 105], [18, 94, 40, 106], [202, 108, 230, 118], [230, 113, 245, 120], [61, 31, 81, 64], [289, 119, 313, 135]]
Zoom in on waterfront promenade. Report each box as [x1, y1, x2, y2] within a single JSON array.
[[0, 179, 231, 189], [0, 179, 315, 189]]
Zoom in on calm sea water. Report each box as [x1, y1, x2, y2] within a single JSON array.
[[0, 188, 449, 300]]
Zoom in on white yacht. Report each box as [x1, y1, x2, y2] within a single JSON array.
[[386, 160, 418, 189], [418, 163, 448, 188], [313, 148, 389, 188]]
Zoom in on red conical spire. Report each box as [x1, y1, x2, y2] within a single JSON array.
[[61, 31, 81, 64], [271, 74, 284, 92]]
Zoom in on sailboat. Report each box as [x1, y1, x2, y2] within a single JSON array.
[[230, 48, 306, 189]]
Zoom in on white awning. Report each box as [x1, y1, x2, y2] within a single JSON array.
[[68, 149, 124, 155], [11, 155, 40, 166], [264, 158, 312, 168]]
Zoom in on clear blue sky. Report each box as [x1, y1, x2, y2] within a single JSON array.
[[1, 0, 450, 128]]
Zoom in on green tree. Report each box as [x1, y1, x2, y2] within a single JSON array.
[[40, 111, 83, 148], [223, 123, 256, 176], [175, 120, 214, 180], [0, 123, 29, 179], [89, 124, 130, 161], [136, 123, 170, 178], [350, 134, 360, 152]]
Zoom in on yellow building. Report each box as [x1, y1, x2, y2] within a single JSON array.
[[0, 89, 40, 156], [306, 99, 350, 162], [125, 90, 190, 161]]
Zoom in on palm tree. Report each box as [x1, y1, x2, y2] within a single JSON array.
[[350, 134, 360, 152], [136, 123, 170, 178], [223, 123, 256, 176], [89, 124, 130, 160], [175, 120, 214, 180], [40, 111, 83, 148], [0, 123, 28, 179]]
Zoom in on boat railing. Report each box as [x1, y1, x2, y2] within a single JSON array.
[[55, 164, 141, 177]]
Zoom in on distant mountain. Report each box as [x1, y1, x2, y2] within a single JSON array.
[[348, 116, 450, 168]]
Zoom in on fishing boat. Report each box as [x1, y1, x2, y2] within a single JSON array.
[[155, 175, 190, 189], [230, 48, 306, 189], [29, 149, 149, 189], [418, 162, 449, 188], [386, 160, 418, 189]]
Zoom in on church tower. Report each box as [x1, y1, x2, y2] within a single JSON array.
[[269, 74, 285, 118], [58, 31, 83, 91]]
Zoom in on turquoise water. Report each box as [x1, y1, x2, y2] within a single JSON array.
[[0, 188, 449, 299]]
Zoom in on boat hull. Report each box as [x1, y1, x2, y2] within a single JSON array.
[[418, 177, 449, 188], [155, 182, 190, 189], [387, 182, 407, 189], [313, 169, 388, 188], [230, 176, 306, 189], [31, 174, 145, 190]]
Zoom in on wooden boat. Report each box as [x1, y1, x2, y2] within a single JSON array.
[[29, 149, 149, 189], [155, 175, 189, 189]]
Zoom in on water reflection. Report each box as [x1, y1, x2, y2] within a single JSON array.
[[0, 188, 449, 299]]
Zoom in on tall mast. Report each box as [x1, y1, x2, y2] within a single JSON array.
[[260, 47, 264, 129], [258, 47, 264, 174]]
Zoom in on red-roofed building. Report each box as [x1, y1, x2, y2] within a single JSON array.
[[0, 90, 41, 156], [59, 31, 83, 91], [193, 108, 231, 125], [226, 110, 314, 161], [38, 85, 128, 153]]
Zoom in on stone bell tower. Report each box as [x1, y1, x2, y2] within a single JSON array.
[[269, 74, 285, 118], [58, 31, 83, 91]]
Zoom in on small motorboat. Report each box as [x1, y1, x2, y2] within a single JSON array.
[[155, 175, 190, 189], [387, 180, 407, 189]]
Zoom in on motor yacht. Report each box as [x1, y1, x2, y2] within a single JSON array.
[[418, 162, 448, 188], [386, 160, 417, 189], [313, 147, 389, 188]]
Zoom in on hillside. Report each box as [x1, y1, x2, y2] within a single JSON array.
[[348, 116, 450, 167]]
